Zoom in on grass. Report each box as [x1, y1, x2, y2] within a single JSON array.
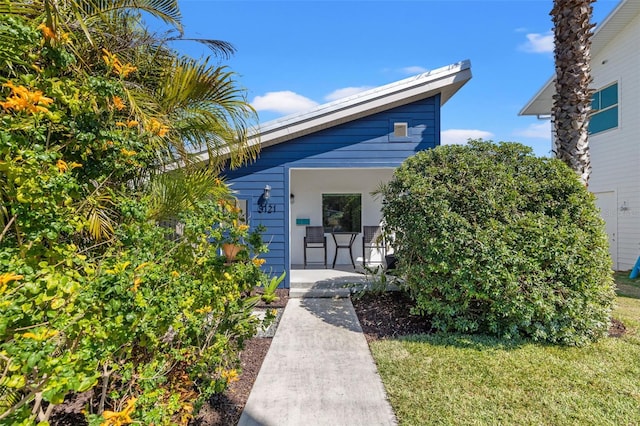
[[614, 270, 640, 299], [371, 276, 640, 426]]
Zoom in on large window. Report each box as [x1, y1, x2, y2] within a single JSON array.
[[322, 194, 361, 232], [589, 83, 618, 134]]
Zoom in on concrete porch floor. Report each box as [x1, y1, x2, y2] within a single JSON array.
[[289, 264, 385, 298]]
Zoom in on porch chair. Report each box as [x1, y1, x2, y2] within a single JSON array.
[[303, 226, 327, 268], [362, 225, 385, 267]]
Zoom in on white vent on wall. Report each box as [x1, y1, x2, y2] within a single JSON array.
[[394, 122, 408, 137]]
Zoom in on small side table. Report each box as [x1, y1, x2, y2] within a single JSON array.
[[330, 231, 358, 268]]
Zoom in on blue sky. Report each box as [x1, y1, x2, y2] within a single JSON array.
[[174, 0, 620, 157]]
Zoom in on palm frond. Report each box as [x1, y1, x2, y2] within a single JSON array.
[[0, 0, 43, 17], [76, 182, 117, 242], [167, 37, 236, 59], [144, 56, 258, 167], [147, 168, 231, 221], [79, 0, 182, 34]]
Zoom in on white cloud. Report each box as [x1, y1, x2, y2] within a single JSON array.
[[252, 91, 318, 115], [520, 32, 554, 53], [514, 121, 552, 139], [401, 66, 428, 75], [324, 86, 372, 102], [441, 129, 494, 146]]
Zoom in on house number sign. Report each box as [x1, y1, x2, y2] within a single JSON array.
[[257, 203, 276, 214]]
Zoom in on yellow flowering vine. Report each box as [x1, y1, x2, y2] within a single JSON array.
[[0, 82, 53, 114], [147, 118, 170, 137], [101, 397, 137, 426], [112, 96, 126, 111], [220, 369, 239, 384], [252, 258, 266, 267], [102, 49, 137, 78], [56, 159, 82, 173], [0, 272, 23, 294]]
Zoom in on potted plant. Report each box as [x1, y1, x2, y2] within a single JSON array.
[[221, 219, 250, 262]]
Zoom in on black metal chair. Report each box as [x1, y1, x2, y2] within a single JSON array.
[[362, 225, 385, 267], [304, 226, 327, 268]]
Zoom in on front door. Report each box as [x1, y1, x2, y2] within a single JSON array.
[[594, 191, 618, 270]]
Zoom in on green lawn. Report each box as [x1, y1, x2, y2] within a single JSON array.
[[614, 270, 640, 299], [371, 280, 640, 425]]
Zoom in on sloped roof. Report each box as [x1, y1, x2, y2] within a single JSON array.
[[520, 0, 640, 116], [190, 60, 471, 163], [254, 60, 472, 149]]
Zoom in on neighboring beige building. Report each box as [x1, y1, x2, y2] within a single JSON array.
[[520, 0, 640, 271]]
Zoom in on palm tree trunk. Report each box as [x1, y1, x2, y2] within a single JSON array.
[[551, 0, 595, 186]]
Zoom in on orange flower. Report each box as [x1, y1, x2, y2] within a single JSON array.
[[37, 23, 55, 40], [252, 258, 266, 267], [147, 118, 169, 137], [57, 159, 68, 173], [131, 277, 141, 292], [120, 148, 136, 157], [101, 48, 137, 78], [220, 369, 239, 384], [126, 120, 138, 128], [0, 272, 23, 294], [56, 159, 81, 173], [0, 82, 53, 114], [114, 62, 137, 78], [112, 96, 126, 111], [102, 397, 137, 426]]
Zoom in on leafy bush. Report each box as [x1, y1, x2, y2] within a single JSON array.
[[0, 13, 267, 424], [381, 140, 615, 345]]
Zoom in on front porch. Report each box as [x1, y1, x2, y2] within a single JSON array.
[[288, 168, 392, 269]]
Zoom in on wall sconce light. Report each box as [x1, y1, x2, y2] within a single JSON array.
[[258, 185, 271, 208], [620, 201, 629, 211], [290, 193, 295, 204]]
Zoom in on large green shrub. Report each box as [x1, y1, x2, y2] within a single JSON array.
[[0, 14, 267, 424], [382, 140, 615, 345]]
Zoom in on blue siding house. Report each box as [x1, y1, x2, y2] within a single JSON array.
[[213, 61, 472, 287]]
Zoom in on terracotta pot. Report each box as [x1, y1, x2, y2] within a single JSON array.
[[222, 243, 242, 261]]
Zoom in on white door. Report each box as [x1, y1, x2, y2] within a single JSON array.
[[594, 191, 618, 269]]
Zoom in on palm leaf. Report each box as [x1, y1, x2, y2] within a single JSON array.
[[146, 56, 258, 168], [147, 168, 231, 222]]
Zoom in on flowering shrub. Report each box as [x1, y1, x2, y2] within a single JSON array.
[[381, 140, 615, 345], [0, 15, 266, 424]]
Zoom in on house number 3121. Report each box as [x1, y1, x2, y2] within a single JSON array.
[[258, 204, 276, 214]]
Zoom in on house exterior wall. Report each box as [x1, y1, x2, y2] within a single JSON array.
[[589, 11, 640, 270], [222, 95, 441, 286]]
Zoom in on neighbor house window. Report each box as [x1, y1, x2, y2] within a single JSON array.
[[322, 194, 361, 232], [589, 82, 618, 134]]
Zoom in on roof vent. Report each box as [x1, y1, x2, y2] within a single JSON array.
[[393, 122, 408, 138]]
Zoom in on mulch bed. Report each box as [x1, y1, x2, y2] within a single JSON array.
[[50, 288, 628, 425]]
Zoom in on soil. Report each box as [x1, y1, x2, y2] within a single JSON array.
[[49, 288, 628, 426]]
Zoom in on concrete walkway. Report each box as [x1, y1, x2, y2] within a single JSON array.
[[238, 271, 397, 426]]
